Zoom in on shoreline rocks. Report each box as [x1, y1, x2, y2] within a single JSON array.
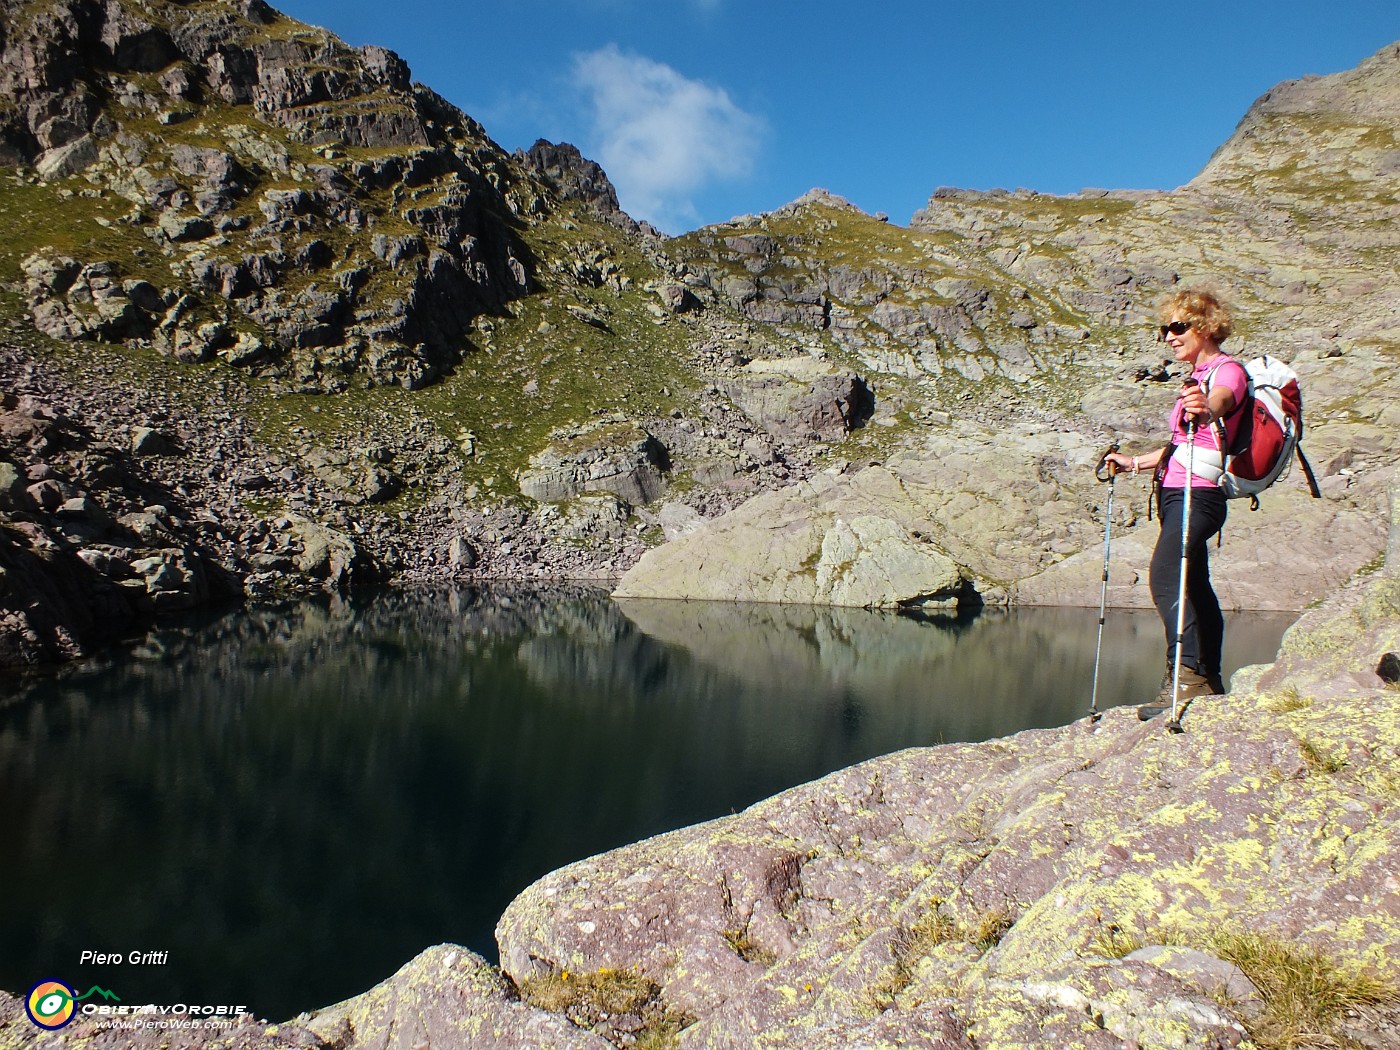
[[614, 423, 1390, 612]]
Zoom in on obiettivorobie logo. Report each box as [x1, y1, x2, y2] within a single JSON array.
[[24, 978, 249, 1032], [25, 980, 120, 1030]]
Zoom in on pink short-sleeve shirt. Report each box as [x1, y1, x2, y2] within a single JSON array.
[[1161, 356, 1249, 489]]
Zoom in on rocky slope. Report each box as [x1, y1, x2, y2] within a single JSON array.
[[618, 43, 1400, 610], [0, 0, 866, 664], [3, 0, 536, 389], [0, 1, 1396, 664]]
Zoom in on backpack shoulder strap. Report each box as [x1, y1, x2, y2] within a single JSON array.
[[1202, 357, 1250, 404], [1198, 361, 1232, 448], [1201, 357, 1247, 447]]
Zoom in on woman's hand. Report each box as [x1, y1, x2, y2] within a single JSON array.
[[1104, 449, 1162, 477], [1103, 451, 1136, 476], [1179, 380, 1210, 424]]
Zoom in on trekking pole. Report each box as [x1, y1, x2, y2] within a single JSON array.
[[1088, 442, 1120, 723], [1166, 381, 1200, 734]]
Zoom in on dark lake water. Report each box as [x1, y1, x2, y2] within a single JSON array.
[[0, 586, 1295, 1021]]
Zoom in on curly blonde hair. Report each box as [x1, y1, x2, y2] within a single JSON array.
[[1157, 288, 1232, 342]]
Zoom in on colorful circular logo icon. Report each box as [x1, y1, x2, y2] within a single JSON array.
[[26, 980, 77, 1030]]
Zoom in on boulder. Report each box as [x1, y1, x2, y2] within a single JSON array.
[[519, 418, 667, 506], [287, 516, 363, 590], [0, 459, 22, 511], [22, 255, 153, 342], [724, 357, 874, 441], [26, 478, 69, 511], [656, 501, 706, 541], [168, 321, 233, 363], [35, 134, 99, 179], [76, 546, 134, 579], [130, 426, 177, 456], [157, 209, 215, 242], [221, 332, 277, 367], [128, 548, 207, 610], [300, 945, 613, 1050], [448, 535, 478, 570], [657, 283, 703, 313], [614, 469, 967, 608]]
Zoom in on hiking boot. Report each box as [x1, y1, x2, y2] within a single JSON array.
[[1138, 666, 1215, 721], [1153, 665, 1215, 703], [1174, 665, 1215, 701]]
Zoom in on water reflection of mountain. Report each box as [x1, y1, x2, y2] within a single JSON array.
[[602, 598, 1161, 743], [0, 586, 1293, 1022]]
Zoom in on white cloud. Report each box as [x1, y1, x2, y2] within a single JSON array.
[[572, 45, 764, 232]]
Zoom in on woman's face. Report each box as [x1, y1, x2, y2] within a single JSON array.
[[1163, 317, 1213, 364]]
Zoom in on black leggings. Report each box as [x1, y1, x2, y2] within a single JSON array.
[[1150, 486, 1228, 677]]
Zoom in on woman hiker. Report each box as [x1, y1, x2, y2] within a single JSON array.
[[1104, 288, 1249, 713]]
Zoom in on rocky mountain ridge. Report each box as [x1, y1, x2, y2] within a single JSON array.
[[3, 0, 539, 389]]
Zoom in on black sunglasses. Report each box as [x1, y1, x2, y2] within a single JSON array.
[[1159, 321, 1192, 338]]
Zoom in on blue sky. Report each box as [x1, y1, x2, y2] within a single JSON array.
[[272, 0, 1397, 234]]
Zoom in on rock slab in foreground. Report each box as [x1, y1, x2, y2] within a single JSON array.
[[503, 562, 1400, 1048]]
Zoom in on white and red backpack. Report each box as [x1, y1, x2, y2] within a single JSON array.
[[1206, 354, 1321, 507]]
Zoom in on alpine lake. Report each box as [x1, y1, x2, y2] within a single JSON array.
[[0, 585, 1296, 1020]]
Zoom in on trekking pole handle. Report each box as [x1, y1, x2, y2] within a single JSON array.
[[1095, 441, 1122, 482], [1178, 377, 1206, 435]]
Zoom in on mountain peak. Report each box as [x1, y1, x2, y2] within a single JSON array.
[[1191, 39, 1400, 190], [776, 188, 867, 217], [514, 140, 654, 235]]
